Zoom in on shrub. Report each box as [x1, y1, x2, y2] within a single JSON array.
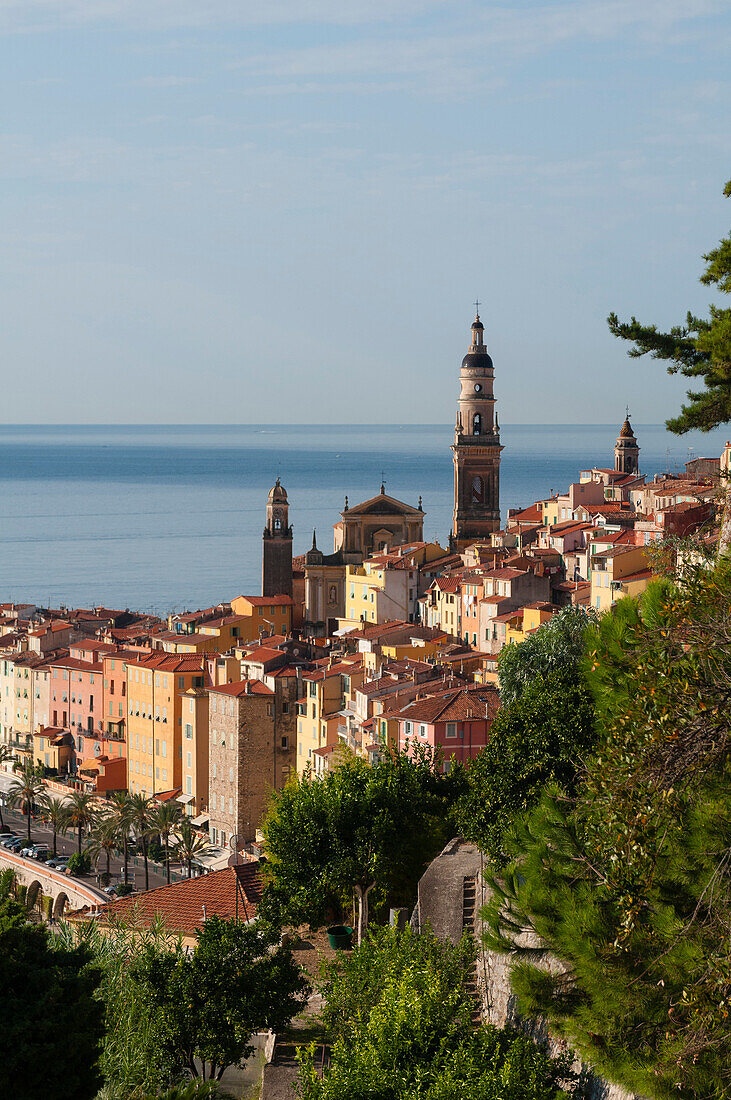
[[68, 851, 91, 876]]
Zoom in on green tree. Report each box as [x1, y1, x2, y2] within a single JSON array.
[[150, 799, 183, 885], [262, 750, 461, 943], [61, 914, 184, 1100], [299, 925, 574, 1100], [66, 790, 98, 855], [608, 179, 731, 549], [87, 811, 119, 882], [39, 793, 70, 857], [105, 792, 133, 884], [132, 916, 308, 1082], [0, 897, 104, 1100], [482, 564, 731, 1099], [174, 817, 212, 878], [129, 792, 154, 891], [496, 605, 595, 706], [457, 667, 596, 863], [7, 762, 46, 844], [0, 743, 16, 829]]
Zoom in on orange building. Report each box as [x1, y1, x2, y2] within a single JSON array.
[[125, 653, 206, 798]]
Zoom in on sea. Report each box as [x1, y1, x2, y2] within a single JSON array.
[[1, 423, 728, 616]]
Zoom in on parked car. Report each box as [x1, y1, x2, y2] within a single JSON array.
[[47, 856, 70, 871], [31, 845, 51, 861], [6, 837, 25, 851], [0, 832, 17, 840], [103, 884, 118, 897]]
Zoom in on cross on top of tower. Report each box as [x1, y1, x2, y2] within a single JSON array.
[[474, 298, 481, 318]]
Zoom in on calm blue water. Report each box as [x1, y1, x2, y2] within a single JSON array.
[[1, 423, 727, 614]]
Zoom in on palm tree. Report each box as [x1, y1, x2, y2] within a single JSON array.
[[105, 792, 133, 884], [128, 792, 154, 891], [7, 763, 46, 845], [0, 745, 16, 830], [86, 812, 118, 883], [65, 791, 98, 854], [150, 800, 183, 885], [174, 817, 213, 878], [39, 793, 70, 857]]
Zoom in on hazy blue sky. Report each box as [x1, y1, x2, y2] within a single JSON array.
[[2, 0, 730, 425]]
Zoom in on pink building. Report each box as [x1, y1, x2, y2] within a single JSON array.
[[395, 684, 500, 769], [48, 649, 107, 773]]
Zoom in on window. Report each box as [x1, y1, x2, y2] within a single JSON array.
[[185, 723, 193, 739], [229, 797, 233, 814], [446, 722, 457, 738], [212, 763, 217, 778], [186, 776, 192, 794], [229, 767, 233, 782], [187, 751, 192, 767], [281, 736, 288, 749], [212, 793, 217, 809]]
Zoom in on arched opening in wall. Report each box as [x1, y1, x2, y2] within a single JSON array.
[[25, 880, 42, 915], [472, 414, 481, 435], [471, 476, 484, 504], [53, 892, 68, 920], [328, 585, 338, 605]]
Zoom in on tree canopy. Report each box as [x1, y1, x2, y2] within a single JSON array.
[[261, 750, 462, 942], [457, 667, 596, 863], [482, 566, 731, 1099], [0, 898, 103, 1100], [298, 925, 575, 1100], [131, 916, 308, 1082], [496, 605, 595, 707], [608, 178, 731, 436]]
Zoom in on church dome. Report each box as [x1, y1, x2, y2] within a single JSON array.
[[268, 478, 288, 503], [471, 317, 484, 331], [618, 416, 635, 439], [462, 350, 493, 370]]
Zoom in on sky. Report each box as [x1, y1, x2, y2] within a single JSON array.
[[1, 0, 730, 425]]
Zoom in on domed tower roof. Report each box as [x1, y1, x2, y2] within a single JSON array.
[[618, 415, 635, 439], [462, 309, 493, 369], [267, 477, 288, 503]]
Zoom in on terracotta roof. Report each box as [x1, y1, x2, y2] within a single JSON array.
[[236, 595, 294, 607], [211, 680, 274, 697], [240, 646, 285, 664], [153, 788, 182, 803], [84, 863, 263, 933], [397, 685, 500, 724], [620, 569, 654, 583]]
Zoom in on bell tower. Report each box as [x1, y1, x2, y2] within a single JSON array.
[[451, 308, 503, 548], [262, 479, 293, 598], [614, 411, 640, 475]]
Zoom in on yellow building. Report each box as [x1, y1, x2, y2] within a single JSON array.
[[180, 686, 209, 821], [362, 635, 446, 675], [296, 656, 364, 776], [125, 654, 206, 798], [342, 543, 447, 629], [590, 546, 650, 613], [230, 595, 293, 640], [504, 602, 559, 646]]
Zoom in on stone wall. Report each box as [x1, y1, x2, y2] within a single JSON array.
[[414, 838, 639, 1100]]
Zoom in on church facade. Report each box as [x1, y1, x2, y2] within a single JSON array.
[[303, 486, 425, 635], [451, 311, 503, 549]]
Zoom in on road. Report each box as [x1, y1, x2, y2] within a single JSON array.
[[0, 774, 184, 894]]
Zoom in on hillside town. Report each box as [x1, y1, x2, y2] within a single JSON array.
[[0, 316, 725, 874]]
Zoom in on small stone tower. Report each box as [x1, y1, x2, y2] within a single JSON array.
[[451, 309, 503, 548], [614, 412, 640, 475], [262, 479, 293, 598]]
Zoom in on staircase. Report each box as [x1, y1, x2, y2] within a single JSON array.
[[461, 875, 482, 1025]]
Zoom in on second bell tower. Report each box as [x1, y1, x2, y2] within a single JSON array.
[[451, 309, 503, 549]]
